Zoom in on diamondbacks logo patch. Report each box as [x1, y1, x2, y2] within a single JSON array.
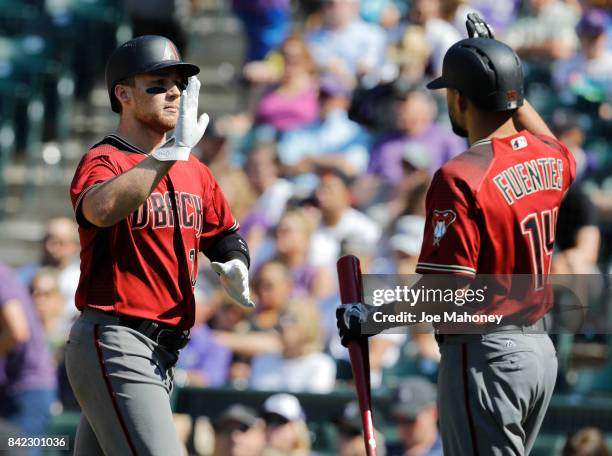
[[432, 209, 456, 246]]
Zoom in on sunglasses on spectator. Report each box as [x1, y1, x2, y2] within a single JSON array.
[[263, 413, 290, 427], [219, 422, 251, 434]]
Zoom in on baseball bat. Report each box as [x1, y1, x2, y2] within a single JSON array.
[[337, 255, 377, 456]]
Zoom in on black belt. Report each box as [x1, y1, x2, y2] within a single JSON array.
[[435, 318, 547, 344], [115, 314, 190, 352]]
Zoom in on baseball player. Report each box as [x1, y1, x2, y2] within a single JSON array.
[[337, 15, 576, 456], [65, 35, 254, 456]]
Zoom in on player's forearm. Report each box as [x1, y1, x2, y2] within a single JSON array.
[[512, 99, 556, 138], [82, 157, 175, 227]]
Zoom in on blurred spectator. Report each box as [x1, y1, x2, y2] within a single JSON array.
[[368, 86, 464, 186], [260, 393, 312, 456], [230, 35, 320, 140], [30, 268, 67, 359], [387, 26, 430, 84], [213, 404, 266, 456], [553, 9, 612, 102], [253, 36, 320, 131], [213, 260, 289, 361], [386, 377, 443, 456], [334, 401, 386, 456], [309, 167, 381, 268], [175, 289, 232, 387], [242, 142, 294, 244], [505, 0, 579, 62], [389, 215, 426, 275], [0, 263, 56, 443], [561, 427, 610, 456], [272, 207, 335, 298], [551, 111, 601, 274], [232, 0, 291, 63], [18, 217, 80, 323], [408, 0, 461, 76], [360, 0, 401, 29], [124, 0, 192, 54], [278, 74, 372, 194], [213, 167, 257, 222], [306, 0, 387, 87], [250, 298, 336, 392]]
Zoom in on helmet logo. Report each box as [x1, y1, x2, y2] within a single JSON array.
[[506, 90, 518, 109], [163, 42, 180, 61]]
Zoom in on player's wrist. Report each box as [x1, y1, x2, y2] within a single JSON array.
[[151, 143, 191, 161]]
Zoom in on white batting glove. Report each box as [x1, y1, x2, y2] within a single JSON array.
[[211, 259, 255, 309], [152, 76, 210, 161]]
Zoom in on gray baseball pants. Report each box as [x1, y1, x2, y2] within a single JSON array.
[[437, 331, 557, 456], [65, 309, 183, 456]]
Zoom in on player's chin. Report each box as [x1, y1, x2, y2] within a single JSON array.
[[157, 112, 178, 131]]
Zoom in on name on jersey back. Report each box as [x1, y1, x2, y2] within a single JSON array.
[[493, 157, 563, 205]]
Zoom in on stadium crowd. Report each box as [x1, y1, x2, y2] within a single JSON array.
[[0, 0, 611, 455]]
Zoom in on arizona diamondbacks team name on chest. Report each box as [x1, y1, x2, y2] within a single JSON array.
[[492, 157, 564, 205], [130, 191, 204, 233]]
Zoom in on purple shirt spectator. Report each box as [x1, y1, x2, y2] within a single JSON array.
[[232, 0, 289, 9], [177, 324, 231, 387], [368, 124, 465, 184], [0, 263, 56, 395], [255, 84, 319, 132]]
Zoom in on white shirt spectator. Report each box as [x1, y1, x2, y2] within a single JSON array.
[[309, 207, 381, 268], [307, 19, 387, 82]]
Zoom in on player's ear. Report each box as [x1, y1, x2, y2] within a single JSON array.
[[114, 84, 132, 108]]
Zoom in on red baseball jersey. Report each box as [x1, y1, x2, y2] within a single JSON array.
[[416, 130, 576, 323], [70, 135, 238, 329]]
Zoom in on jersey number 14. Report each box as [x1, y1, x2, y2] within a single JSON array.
[[520, 207, 558, 290]]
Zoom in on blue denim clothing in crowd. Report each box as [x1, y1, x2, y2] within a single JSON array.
[[277, 108, 371, 193], [306, 19, 386, 78], [232, 0, 290, 62]]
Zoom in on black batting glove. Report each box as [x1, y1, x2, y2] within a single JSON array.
[[466, 12, 495, 39], [336, 303, 375, 347]]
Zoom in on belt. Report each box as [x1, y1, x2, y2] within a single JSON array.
[[435, 318, 547, 344], [84, 309, 190, 352]]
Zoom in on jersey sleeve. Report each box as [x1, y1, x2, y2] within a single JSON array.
[[70, 149, 121, 227], [416, 169, 480, 277], [199, 166, 239, 252], [535, 134, 577, 188]]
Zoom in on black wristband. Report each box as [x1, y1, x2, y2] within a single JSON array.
[[203, 231, 250, 269]]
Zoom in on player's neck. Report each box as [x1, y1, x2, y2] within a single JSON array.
[[468, 115, 518, 146], [115, 118, 168, 153]]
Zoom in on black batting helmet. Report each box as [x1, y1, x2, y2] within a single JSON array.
[[105, 35, 200, 113], [427, 38, 524, 112]]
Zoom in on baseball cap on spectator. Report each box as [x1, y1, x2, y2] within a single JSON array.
[[261, 393, 306, 426], [576, 9, 609, 37], [390, 216, 426, 256], [319, 73, 353, 99], [334, 400, 382, 436], [215, 404, 259, 430], [391, 377, 437, 420]]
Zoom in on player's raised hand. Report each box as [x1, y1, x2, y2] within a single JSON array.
[[153, 76, 209, 161], [466, 12, 495, 39], [211, 259, 255, 309]]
